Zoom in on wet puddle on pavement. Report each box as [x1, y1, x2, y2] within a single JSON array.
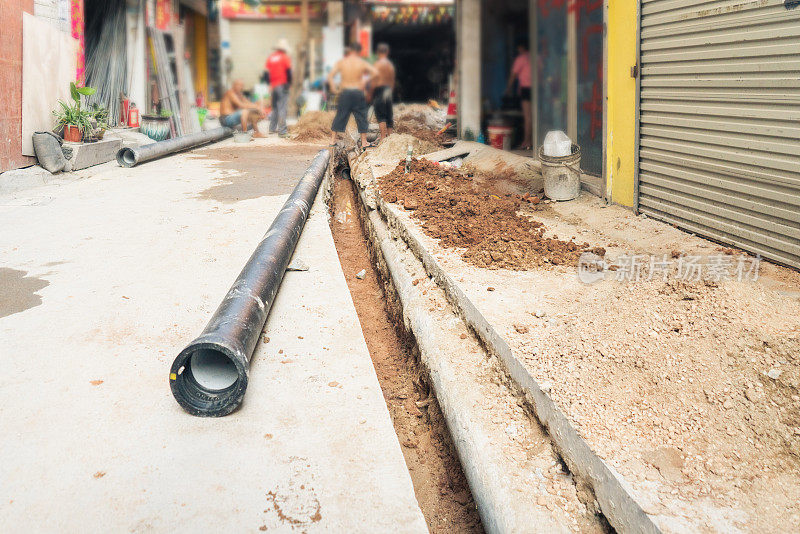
[[0, 268, 49, 319]]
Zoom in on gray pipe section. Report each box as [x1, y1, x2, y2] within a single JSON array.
[[169, 150, 331, 417], [116, 127, 232, 168]]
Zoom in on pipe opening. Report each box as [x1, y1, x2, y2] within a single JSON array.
[[189, 349, 239, 391], [117, 148, 136, 167], [170, 346, 246, 417]]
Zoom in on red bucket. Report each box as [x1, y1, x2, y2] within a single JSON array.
[[488, 125, 513, 151]]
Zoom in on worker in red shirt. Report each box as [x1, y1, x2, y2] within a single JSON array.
[[264, 38, 293, 137]]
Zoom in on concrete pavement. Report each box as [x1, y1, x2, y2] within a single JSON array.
[[0, 139, 427, 532]]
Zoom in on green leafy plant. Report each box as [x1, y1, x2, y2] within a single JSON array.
[[53, 83, 97, 134], [89, 103, 110, 130], [53, 101, 92, 132], [158, 109, 173, 118], [70, 82, 96, 110]]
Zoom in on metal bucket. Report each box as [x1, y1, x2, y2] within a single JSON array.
[[539, 145, 581, 201]]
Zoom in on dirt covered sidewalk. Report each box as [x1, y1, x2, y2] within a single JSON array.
[[360, 140, 800, 533]]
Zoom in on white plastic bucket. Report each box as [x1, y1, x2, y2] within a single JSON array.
[[539, 145, 581, 201]]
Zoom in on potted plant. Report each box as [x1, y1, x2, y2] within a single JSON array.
[[53, 83, 96, 143], [141, 108, 172, 141], [88, 103, 110, 140]]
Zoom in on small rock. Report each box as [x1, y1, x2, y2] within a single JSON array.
[[534, 309, 546, 318], [767, 368, 783, 380], [356, 269, 367, 280], [403, 198, 419, 210], [487, 287, 496, 292], [402, 437, 418, 449], [744, 387, 764, 403], [513, 324, 529, 334], [286, 259, 309, 272], [540, 381, 552, 393]]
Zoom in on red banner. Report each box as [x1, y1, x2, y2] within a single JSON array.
[[221, 1, 325, 20]]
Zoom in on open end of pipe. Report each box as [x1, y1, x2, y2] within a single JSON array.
[[189, 349, 239, 390], [170, 346, 247, 417], [117, 148, 136, 167]]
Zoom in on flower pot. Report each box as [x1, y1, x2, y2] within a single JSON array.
[[141, 115, 171, 142], [63, 125, 82, 143]]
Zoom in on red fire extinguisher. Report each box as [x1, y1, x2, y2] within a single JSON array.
[[128, 104, 140, 128]]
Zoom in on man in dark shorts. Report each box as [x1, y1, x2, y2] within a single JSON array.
[[371, 43, 396, 141], [327, 43, 378, 148]]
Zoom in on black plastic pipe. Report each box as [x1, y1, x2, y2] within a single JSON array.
[[169, 149, 331, 416], [116, 127, 232, 168]]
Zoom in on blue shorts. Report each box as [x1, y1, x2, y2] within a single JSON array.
[[221, 110, 244, 129]]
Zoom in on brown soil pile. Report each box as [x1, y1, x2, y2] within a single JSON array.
[[394, 125, 446, 147], [377, 159, 604, 270], [392, 103, 448, 147], [393, 103, 445, 130], [462, 161, 519, 184], [290, 110, 335, 141], [372, 133, 438, 160]]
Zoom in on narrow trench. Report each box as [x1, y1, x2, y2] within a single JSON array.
[[329, 173, 484, 533]]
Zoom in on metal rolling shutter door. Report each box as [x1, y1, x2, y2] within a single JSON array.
[[638, 0, 800, 269]]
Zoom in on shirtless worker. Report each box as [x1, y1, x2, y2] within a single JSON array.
[[371, 43, 396, 142], [220, 79, 267, 137], [327, 43, 378, 148]]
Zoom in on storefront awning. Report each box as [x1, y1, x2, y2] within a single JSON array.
[[370, 3, 454, 25], [221, 1, 326, 20], [365, 0, 454, 4]]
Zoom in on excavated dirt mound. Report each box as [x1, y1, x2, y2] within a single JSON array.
[[394, 126, 446, 147], [290, 111, 335, 142], [372, 133, 438, 160], [391, 104, 448, 147], [393, 103, 446, 130], [377, 159, 604, 270]]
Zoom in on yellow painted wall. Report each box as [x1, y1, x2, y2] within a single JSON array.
[[605, 0, 638, 207], [193, 12, 209, 102]]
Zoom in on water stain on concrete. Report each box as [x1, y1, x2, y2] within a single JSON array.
[[192, 144, 323, 203], [0, 268, 49, 319]]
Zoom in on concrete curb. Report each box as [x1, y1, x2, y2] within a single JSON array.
[[349, 152, 661, 534], [350, 179, 567, 534]]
